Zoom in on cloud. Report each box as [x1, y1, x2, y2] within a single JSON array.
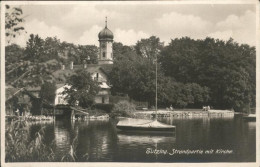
[[10, 5, 256, 47], [114, 29, 150, 46], [60, 5, 123, 31], [216, 10, 255, 31], [156, 12, 213, 39], [77, 26, 150, 46], [78, 25, 103, 46], [155, 10, 256, 46], [12, 19, 68, 47], [209, 10, 256, 46], [208, 30, 233, 41]]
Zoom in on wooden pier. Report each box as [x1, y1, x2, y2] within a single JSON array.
[[136, 109, 235, 118]]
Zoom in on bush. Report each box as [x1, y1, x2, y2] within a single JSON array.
[[94, 103, 114, 113], [110, 100, 136, 118]]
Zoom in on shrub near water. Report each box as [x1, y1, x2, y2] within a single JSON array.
[[110, 100, 136, 118], [5, 120, 55, 162]]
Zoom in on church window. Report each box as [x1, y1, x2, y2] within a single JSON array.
[[103, 52, 106, 58], [102, 97, 105, 104]]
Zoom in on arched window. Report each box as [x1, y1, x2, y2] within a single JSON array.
[[103, 52, 106, 58]]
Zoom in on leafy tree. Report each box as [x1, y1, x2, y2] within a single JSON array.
[[25, 34, 45, 62], [109, 49, 156, 105], [39, 81, 57, 104], [43, 37, 61, 61], [5, 44, 25, 65], [6, 34, 60, 87], [5, 44, 26, 81], [135, 36, 164, 62], [62, 69, 100, 108], [110, 44, 209, 108], [59, 42, 79, 64], [113, 42, 136, 61], [78, 45, 98, 64], [5, 5, 25, 44], [160, 37, 255, 111], [159, 37, 200, 83], [151, 76, 210, 108]]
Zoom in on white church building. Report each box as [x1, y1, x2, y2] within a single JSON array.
[[54, 18, 114, 106]]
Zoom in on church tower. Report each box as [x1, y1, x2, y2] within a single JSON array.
[[98, 17, 113, 64]]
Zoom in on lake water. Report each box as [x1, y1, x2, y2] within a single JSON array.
[[8, 114, 256, 162]]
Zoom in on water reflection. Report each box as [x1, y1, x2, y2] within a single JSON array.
[[8, 114, 255, 162], [117, 132, 176, 145], [74, 119, 117, 161]]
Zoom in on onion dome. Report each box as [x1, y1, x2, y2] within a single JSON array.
[[98, 27, 114, 41], [98, 17, 113, 41]]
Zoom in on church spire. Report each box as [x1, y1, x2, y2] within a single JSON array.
[[105, 16, 107, 28]]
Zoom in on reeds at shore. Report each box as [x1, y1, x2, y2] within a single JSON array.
[[5, 120, 88, 162]]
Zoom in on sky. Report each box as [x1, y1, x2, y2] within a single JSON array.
[[8, 2, 257, 47]]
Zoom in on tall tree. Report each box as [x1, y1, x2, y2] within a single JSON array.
[[135, 36, 164, 62], [43, 37, 61, 61], [25, 34, 45, 62]]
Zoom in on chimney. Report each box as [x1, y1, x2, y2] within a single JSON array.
[[70, 61, 73, 70], [62, 64, 65, 70]]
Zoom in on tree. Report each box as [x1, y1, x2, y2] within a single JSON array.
[[43, 37, 61, 61], [77, 45, 98, 64], [5, 5, 25, 44], [113, 42, 136, 61], [5, 44, 25, 64], [5, 44, 26, 78], [62, 69, 100, 108], [159, 37, 200, 83], [109, 49, 156, 106], [111, 100, 136, 117], [25, 34, 45, 62], [39, 81, 57, 104], [160, 37, 255, 111], [135, 36, 164, 62]]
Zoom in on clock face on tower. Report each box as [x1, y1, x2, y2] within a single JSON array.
[[102, 44, 106, 49]]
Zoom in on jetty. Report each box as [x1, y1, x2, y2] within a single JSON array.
[[135, 109, 235, 118]]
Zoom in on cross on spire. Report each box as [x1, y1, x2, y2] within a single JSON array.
[[105, 16, 107, 28]]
